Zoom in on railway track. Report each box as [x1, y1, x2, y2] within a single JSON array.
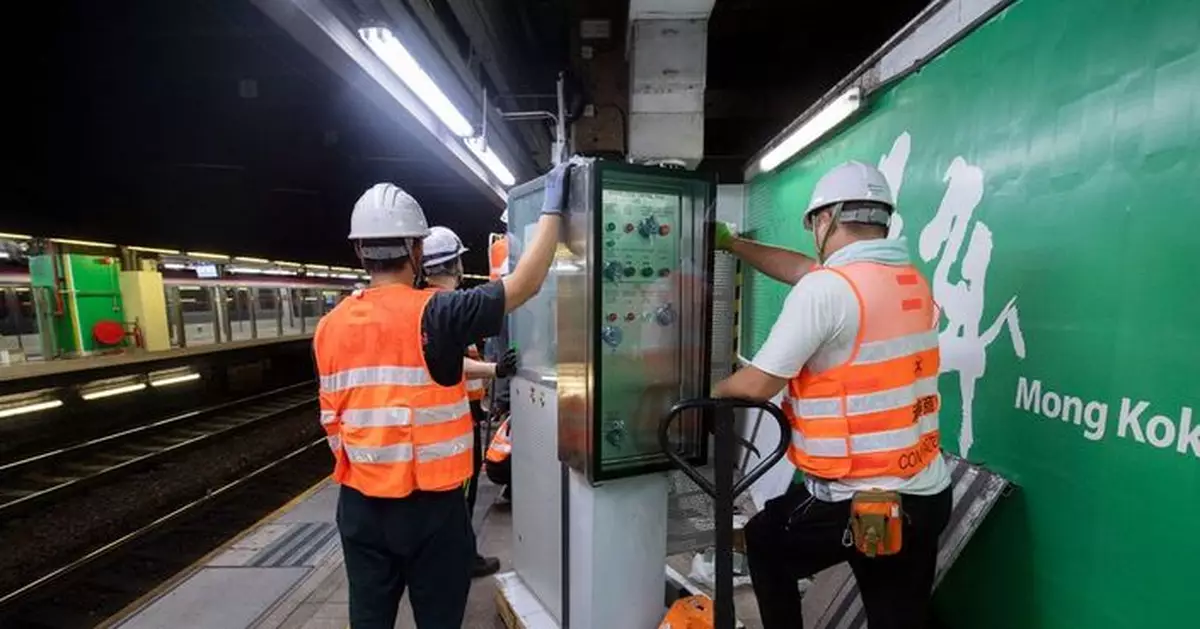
[[0, 382, 316, 520], [0, 439, 330, 628]]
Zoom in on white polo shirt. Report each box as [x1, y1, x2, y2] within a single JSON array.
[[750, 237, 951, 502]]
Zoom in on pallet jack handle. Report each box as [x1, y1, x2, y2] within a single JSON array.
[[658, 398, 790, 629]]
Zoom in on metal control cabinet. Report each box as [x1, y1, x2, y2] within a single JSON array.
[[507, 159, 714, 484]]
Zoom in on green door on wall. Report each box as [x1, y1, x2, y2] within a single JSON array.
[[743, 0, 1198, 627]]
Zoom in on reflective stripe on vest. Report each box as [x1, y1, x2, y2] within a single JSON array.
[[486, 418, 512, 463], [465, 344, 485, 401], [784, 262, 942, 480], [314, 284, 474, 498], [466, 379, 485, 401], [489, 235, 509, 281], [320, 366, 431, 392]]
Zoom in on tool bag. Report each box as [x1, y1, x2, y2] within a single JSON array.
[[849, 490, 903, 557]]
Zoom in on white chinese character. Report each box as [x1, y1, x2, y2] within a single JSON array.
[[883, 134, 1027, 458]]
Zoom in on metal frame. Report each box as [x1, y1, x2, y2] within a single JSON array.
[[555, 159, 717, 483], [660, 397, 790, 629]]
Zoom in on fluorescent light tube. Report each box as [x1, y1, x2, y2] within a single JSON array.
[[129, 246, 181, 255], [51, 237, 118, 248], [466, 137, 516, 186], [359, 26, 474, 137], [759, 87, 862, 173], [82, 383, 147, 401], [188, 251, 230, 260], [150, 373, 201, 387], [0, 399, 63, 418]]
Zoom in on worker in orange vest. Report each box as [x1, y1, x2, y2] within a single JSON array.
[[313, 163, 573, 629], [487, 233, 509, 281], [710, 162, 951, 629], [483, 415, 512, 501], [420, 225, 518, 578]]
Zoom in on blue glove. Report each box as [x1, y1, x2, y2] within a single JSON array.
[[541, 162, 573, 215]]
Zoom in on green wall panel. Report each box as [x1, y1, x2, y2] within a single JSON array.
[[743, 1, 1198, 627]]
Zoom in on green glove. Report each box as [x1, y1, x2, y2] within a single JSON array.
[[714, 221, 737, 251]]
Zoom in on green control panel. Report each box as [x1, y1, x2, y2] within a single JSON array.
[[505, 159, 712, 483], [596, 188, 687, 468]]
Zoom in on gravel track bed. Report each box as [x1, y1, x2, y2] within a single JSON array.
[[0, 407, 325, 596]]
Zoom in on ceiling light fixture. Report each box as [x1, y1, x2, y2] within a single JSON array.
[[358, 26, 474, 137], [150, 373, 201, 387], [0, 399, 63, 419], [466, 137, 516, 186], [188, 251, 230, 260], [50, 238, 118, 249], [82, 383, 147, 401], [129, 246, 182, 255], [759, 87, 862, 173]]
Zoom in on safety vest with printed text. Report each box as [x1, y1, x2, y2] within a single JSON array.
[[485, 418, 512, 464], [466, 343, 485, 402], [784, 262, 941, 480], [313, 284, 474, 498], [488, 234, 510, 281]]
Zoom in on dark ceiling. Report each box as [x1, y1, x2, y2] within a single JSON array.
[[703, 0, 930, 179], [17, 0, 559, 272], [14, 0, 927, 271]]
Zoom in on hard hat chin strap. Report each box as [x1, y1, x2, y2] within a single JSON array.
[[408, 241, 426, 289], [815, 203, 843, 264]]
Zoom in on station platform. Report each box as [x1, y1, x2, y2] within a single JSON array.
[[0, 335, 312, 391], [102, 477, 509, 629]]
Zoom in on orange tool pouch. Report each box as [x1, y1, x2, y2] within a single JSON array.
[[849, 490, 903, 558]]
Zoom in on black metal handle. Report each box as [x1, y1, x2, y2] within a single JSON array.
[[659, 397, 789, 629], [657, 397, 790, 500]]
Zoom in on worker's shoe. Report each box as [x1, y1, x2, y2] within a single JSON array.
[[472, 555, 501, 578]]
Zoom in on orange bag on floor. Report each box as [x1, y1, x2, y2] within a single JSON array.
[[659, 595, 714, 629]]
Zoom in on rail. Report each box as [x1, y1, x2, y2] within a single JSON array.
[[0, 437, 326, 612], [0, 382, 317, 519]]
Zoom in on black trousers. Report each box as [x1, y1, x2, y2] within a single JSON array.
[[465, 400, 486, 517], [745, 484, 952, 629], [337, 486, 475, 629]]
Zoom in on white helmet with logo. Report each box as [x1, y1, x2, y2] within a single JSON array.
[[422, 226, 469, 269], [349, 183, 431, 259], [803, 161, 895, 230]]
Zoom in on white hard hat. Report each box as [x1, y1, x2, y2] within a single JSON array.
[[349, 183, 431, 241], [804, 161, 895, 230], [422, 226, 468, 268]]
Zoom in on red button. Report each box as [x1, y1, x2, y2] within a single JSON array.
[[625, 312, 636, 321], [659, 224, 671, 236], [607, 313, 618, 322], [624, 223, 635, 233]]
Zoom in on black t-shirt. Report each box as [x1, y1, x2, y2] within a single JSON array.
[[421, 281, 507, 387]]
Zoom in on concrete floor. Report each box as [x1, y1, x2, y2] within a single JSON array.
[[265, 479, 512, 629]]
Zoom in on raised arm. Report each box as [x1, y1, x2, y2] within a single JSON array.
[[716, 222, 816, 286], [502, 162, 572, 312]]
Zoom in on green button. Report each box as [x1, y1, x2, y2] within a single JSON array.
[[622, 265, 636, 277], [640, 266, 654, 277], [606, 222, 616, 232]]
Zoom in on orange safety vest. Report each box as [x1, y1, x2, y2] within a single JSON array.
[[313, 284, 474, 498], [485, 418, 512, 463], [465, 344, 485, 402], [488, 234, 509, 281], [784, 262, 941, 480]]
